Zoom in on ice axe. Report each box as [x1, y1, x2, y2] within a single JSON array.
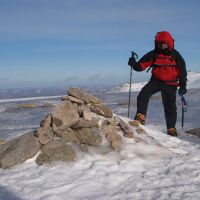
[[128, 51, 138, 118]]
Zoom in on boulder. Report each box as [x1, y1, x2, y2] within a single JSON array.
[[0, 133, 40, 169], [35, 127, 54, 145], [82, 106, 93, 121], [77, 105, 100, 121], [114, 116, 135, 137], [102, 125, 123, 150], [40, 114, 52, 129], [51, 100, 79, 128], [67, 88, 90, 104], [101, 118, 118, 129], [186, 128, 200, 137], [61, 96, 84, 105], [76, 128, 102, 146], [71, 119, 98, 129], [67, 88, 102, 104], [54, 127, 80, 144], [35, 140, 76, 166], [90, 104, 113, 118]]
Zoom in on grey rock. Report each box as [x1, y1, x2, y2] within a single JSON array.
[[51, 100, 79, 128], [67, 88, 90, 104], [35, 140, 76, 166], [82, 106, 93, 121], [40, 114, 52, 129], [71, 119, 98, 129], [67, 88, 102, 104], [90, 103, 113, 118], [114, 116, 135, 136], [61, 96, 84, 105], [186, 128, 200, 137], [56, 128, 80, 144], [76, 128, 102, 146], [35, 127, 54, 145], [0, 133, 40, 169], [101, 118, 118, 129], [102, 125, 123, 150]]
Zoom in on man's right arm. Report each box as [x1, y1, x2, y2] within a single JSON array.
[[128, 50, 155, 71]]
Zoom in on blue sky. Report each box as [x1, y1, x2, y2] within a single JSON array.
[[0, 0, 199, 89]]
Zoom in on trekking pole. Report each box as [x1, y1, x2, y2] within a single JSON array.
[[128, 51, 138, 118], [128, 67, 133, 118], [180, 94, 187, 131]]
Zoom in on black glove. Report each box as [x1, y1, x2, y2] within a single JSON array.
[[178, 87, 187, 95], [128, 57, 136, 68]]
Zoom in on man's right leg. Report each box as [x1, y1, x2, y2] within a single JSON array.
[[135, 79, 160, 124]]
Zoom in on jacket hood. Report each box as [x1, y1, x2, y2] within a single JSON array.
[[155, 31, 174, 51]]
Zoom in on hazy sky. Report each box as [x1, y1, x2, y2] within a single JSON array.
[[0, 0, 199, 89]]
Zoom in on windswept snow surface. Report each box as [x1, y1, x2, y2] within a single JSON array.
[[1, 82, 200, 200], [1, 118, 200, 200]]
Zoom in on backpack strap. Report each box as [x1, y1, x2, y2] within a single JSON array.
[[146, 51, 176, 73]]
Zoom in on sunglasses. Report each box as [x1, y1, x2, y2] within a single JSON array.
[[157, 43, 169, 49]]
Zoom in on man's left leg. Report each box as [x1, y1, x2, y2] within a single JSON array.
[[161, 84, 177, 136]]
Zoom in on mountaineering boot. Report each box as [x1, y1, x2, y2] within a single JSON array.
[[167, 128, 178, 137], [129, 113, 146, 127], [134, 113, 146, 125]]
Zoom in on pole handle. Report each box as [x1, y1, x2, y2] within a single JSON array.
[[131, 51, 138, 60]]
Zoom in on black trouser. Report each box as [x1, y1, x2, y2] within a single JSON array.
[[136, 78, 177, 129]]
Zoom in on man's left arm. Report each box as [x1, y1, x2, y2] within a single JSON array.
[[174, 50, 187, 95]]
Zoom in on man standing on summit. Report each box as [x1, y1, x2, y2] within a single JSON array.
[[128, 31, 187, 136]]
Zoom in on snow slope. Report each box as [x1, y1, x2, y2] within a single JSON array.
[[1, 117, 200, 200], [109, 71, 200, 93], [187, 71, 200, 89], [109, 82, 147, 93]]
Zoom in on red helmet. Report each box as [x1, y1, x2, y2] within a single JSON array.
[[155, 31, 174, 51]]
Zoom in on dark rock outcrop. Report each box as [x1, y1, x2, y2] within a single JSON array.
[[186, 128, 200, 137]]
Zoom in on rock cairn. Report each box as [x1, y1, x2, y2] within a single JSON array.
[[0, 88, 137, 169]]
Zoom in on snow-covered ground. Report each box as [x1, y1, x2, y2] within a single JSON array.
[[1, 120, 200, 200], [1, 72, 200, 200]]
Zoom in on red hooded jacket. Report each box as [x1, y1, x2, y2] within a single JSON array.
[[133, 31, 187, 87]]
